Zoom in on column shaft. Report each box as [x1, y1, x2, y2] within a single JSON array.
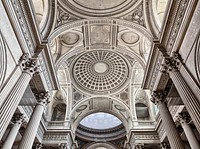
[[182, 123, 200, 149], [158, 102, 185, 149], [17, 105, 44, 149], [170, 71, 200, 134], [0, 72, 32, 140], [17, 92, 49, 149], [1, 124, 20, 149]]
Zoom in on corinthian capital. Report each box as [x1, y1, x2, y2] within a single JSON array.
[[20, 53, 39, 75], [177, 112, 191, 124], [11, 114, 25, 125], [135, 144, 144, 149], [151, 91, 168, 105], [161, 52, 182, 73], [59, 143, 68, 149], [34, 92, 50, 106], [161, 142, 170, 149]]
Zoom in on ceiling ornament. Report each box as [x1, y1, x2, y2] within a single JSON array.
[[71, 50, 129, 94], [121, 32, 140, 45], [60, 32, 80, 46], [56, 6, 79, 28], [120, 4, 145, 27]]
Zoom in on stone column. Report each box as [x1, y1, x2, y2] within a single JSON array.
[[161, 142, 170, 149], [59, 143, 68, 149], [0, 54, 38, 140], [177, 112, 200, 149], [1, 114, 25, 149], [17, 92, 50, 149], [162, 52, 200, 134], [151, 91, 185, 149]]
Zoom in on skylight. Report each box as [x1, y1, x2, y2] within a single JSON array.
[[80, 112, 122, 129]]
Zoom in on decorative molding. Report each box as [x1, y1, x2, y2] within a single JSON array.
[[195, 32, 200, 83], [0, 31, 7, 91], [165, 0, 189, 54], [11, 0, 35, 54], [134, 134, 159, 140]]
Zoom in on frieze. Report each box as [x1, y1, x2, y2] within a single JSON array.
[[134, 134, 159, 140], [166, 0, 189, 54], [11, 0, 35, 54]]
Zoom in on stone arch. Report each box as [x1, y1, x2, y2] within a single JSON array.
[[69, 96, 131, 133], [85, 142, 117, 149]]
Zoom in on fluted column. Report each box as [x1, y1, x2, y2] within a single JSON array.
[[59, 143, 68, 149], [177, 112, 200, 149], [162, 52, 200, 134], [0, 54, 38, 140], [151, 91, 185, 149], [18, 92, 50, 149], [161, 142, 170, 149], [1, 114, 25, 149]]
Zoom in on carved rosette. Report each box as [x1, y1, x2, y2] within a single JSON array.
[[151, 91, 168, 105], [34, 92, 50, 106], [11, 114, 25, 125], [161, 142, 170, 149], [177, 112, 191, 124], [20, 54, 39, 75], [161, 52, 182, 73]]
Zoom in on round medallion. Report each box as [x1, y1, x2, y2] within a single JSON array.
[[121, 32, 140, 45], [72, 50, 129, 94], [61, 32, 79, 45]]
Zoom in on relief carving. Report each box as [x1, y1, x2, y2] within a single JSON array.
[[56, 6, 79, 28], [121, 4, 145, 27]]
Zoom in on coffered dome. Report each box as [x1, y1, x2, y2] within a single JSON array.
[[71, 50, 130, 94]]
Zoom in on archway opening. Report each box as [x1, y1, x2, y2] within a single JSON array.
[[75, 112, 126, 148]]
